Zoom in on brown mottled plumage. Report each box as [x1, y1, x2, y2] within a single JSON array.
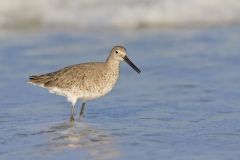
[[28, 46, 141, 122]]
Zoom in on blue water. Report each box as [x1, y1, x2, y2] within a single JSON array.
[[0, 26, 240, 160]]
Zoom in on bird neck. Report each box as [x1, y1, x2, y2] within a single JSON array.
[[106, 57, 121, 71]]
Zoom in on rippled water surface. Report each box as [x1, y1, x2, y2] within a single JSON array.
[[0, 27, 240, 160]]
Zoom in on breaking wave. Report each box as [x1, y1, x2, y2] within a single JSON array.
[[0, 0, 239, 30]]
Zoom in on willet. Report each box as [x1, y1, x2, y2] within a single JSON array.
[[28, 46, 141, 121]]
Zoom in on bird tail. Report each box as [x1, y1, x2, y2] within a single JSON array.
[[28, 71, 58, 87]]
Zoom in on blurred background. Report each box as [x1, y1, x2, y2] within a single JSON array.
[[1, 0, 240, 160], [0, 0, 239, 31]]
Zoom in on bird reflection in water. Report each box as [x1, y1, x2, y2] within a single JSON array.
[[47, 120, 120, 160]]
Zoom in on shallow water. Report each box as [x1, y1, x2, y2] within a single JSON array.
[[0, 26, 240, 160]]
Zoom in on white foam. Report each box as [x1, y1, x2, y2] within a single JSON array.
[[1, 0, 239, 30]]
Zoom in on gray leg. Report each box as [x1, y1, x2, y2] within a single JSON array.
[[70, 105, 75, 122], [79, 102, 86, 118]]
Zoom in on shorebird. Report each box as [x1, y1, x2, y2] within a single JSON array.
[[28, 46, 141, 121]]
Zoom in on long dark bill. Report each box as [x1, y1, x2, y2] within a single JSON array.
[[124, 56, 141, 74]]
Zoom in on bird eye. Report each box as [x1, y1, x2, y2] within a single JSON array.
[[115, 51, 118, 54]]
